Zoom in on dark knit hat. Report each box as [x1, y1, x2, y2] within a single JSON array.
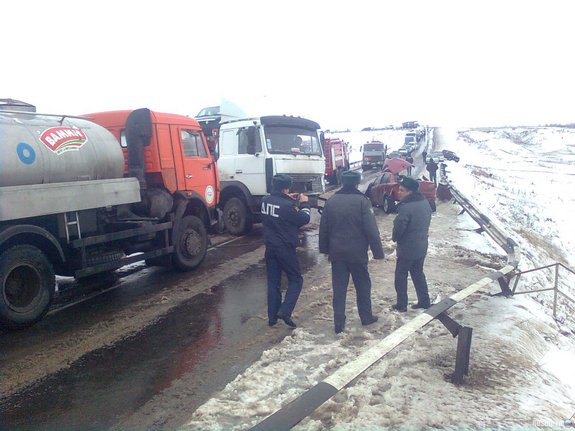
[[341, 170, 362, 186], [399, 176, 419, 192], [272, 174, 293, 191]]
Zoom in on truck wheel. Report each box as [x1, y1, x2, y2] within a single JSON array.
[[0, 245, 55, 329], [172, 215, 208, 271], [383, 196, 396, 214], [223, 197, 253, 235]]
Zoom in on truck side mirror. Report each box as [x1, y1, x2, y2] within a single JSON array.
[[246, 126, 257, 155], [320, 131, 325, 145]]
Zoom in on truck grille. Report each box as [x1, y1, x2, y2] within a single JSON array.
[[281, 173, 324, 194]]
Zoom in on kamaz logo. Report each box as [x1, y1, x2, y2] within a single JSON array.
[[261, 202, 280, 218]]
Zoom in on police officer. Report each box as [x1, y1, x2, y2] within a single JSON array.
[[261, 174, 311, 328], [319, 170, 384, 334]]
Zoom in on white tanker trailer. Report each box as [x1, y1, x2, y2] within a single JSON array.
[[0, 100, 214, 329]]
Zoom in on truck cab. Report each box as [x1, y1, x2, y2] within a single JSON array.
[[361, 140, 386, 170], [88, 110, 220, 229], [215, 115, 325, 235], [323, 137, 350, 185]]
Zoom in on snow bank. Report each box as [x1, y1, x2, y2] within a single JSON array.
[[446, 127, 575, 327]]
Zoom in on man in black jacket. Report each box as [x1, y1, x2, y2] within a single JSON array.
[[261, 174, 311, 328], [426, 158, 439, 185], [392, 177, 432, 312], [319, 170, 384, 333]]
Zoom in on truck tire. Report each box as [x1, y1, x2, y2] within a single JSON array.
[[0, 245, 55, 329], [383, 195, 396, 214], [172, 215, 208, 271], [223, 197, 253, 235]]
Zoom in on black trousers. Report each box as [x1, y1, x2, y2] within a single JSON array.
[[331, 260, 373, 329], [394, 256, 430, 309], [265, 247, 303, 321]]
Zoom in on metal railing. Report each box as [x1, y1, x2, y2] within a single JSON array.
[[510, 262, 575, 320]]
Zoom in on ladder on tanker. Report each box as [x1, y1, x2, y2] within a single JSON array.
[[63, 211, 82, 242]]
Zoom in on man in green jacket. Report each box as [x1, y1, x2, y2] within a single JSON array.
[[392, 177, 432, 312]]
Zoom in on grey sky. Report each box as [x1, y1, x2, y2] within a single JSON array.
[[2, 0, 572, 129]]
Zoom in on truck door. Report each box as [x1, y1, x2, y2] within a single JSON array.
[[173, 127, 217, 206], [233, 127, 266, 195]]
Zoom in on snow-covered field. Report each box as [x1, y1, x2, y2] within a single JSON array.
[[184, 127, 575, 430], [443, 127, 575, 329]]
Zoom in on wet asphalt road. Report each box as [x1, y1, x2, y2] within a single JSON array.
[[0, 231, 271, 430], [0, 171, 380, 431]]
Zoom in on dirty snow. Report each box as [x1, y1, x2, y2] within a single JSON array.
[[184, 127, 575, 430]]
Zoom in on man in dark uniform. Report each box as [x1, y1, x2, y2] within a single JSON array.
[[426, 158, 439, 185], [319, 170, 384, 334], [406, 153, 414, 176], [392, 177, 432, 312], [261, 174, 311, 328]]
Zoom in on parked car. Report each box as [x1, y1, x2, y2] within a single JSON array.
[[442, 149, 460, 162], [365, 171, 437, 213]]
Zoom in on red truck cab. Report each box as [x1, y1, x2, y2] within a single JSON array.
[[87, 109, 220, 228], [323, 137, 350, 185]]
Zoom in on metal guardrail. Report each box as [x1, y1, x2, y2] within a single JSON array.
[[448, 183, 520, 269], [511, 262, 575, 320], [449, 182, 573, 321]]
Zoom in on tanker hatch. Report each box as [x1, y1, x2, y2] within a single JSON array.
[[0, 98, 36, 112]]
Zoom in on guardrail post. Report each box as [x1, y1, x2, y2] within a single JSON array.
[[452, 327, 473, 385], [497, 274, 513, 297], [436, 312, 473, 385], [553, 263, 559, 319]]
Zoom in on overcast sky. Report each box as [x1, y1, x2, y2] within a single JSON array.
[[2, 0, 573, 129]]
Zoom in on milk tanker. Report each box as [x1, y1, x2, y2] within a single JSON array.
[[0, 100, 219, 329]]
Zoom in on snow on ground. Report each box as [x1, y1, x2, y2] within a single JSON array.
[[442, 127, 575, 330], [184, 127, 575, 430]]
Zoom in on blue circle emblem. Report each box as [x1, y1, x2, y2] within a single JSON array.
[[17, 142, 36, 164]]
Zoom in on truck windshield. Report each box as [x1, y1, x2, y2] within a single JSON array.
[[264, 126, 322, 156], [364, 143, 383, 151], [196, 106, 220, 117]]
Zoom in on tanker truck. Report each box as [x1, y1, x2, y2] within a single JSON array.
[[0, 101, 219, 329]]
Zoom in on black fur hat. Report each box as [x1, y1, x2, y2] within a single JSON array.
[[399, 176, 419, 192], [341, 170, 362, 186], [272, 174, 293, 191]]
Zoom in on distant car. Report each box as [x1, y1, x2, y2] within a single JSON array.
[[442, 149, 460, 162], [366, 171, 437, 213], [427, 151, 445, 163]]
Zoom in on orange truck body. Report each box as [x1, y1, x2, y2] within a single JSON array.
[[87, 110, 220, 214]]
